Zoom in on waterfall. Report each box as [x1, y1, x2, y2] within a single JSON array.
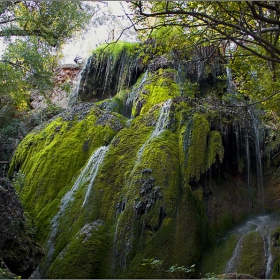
[[226, 67, 235, 94], [224, 215, 279, 277], [265, 234, 273, 279], [245, 132, 252, 212], [82, 146, 109, 207], [67, 58, 92, 107], [45, 145, 109, 264], [248, 109, 264, 213], [112, 99, 172, 272], [136, 99, 172, 162], [224, 236, 244, 273], [124, 70, 148, 118]]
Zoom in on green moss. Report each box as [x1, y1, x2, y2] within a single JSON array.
[[201, 233, 238, 276], [96, 89, 130, 114], [270, 227, 280, 279], [8, 106, 126, 243], [179, 113, 224, 182], [272, 256, 280, 279], [237, 231, 266, 277], [47, 221, 108, 279], [94, 41, 140, 62], [132, 69, 180, 117], [7, 57, 253, 280]]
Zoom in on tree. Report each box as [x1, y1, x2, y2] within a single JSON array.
[[129, 1, 280, 65], [0, 1, 93, 47], [126, 1, 280, 112], [0, 1, 96, 166], [0, 1, 95, 109]]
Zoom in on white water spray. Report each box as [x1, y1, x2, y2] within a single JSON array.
[[82, 146, 109, 207], [67, 58, 92, 107], [224, 215, 279, 277], [136, 99, 172, 162], [45, 145, 109, 263]]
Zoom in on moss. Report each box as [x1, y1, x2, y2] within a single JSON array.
[[237, 231, 266, 277], [201, 233, 238, 276], [132, 69, 181, 117], [47, 221, 109, 279], [270, 227, 280, 279], [96, 89, 130, 115], [93, 41, 140, 62], [272, 256, 280, 279], [8, 106, 126, 244], [179, 113, 224, 182], [7, 57, 263, 280]]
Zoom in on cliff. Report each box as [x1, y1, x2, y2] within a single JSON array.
[[7, 41, 280, 278]]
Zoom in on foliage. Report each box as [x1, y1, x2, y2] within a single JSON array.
[[0, 1, 94, 173], [130, 1, 280, 64], [0, 1, 94, 113], [142, 258, 195, 279], [0, 267, 20, 279], [0, 2, 93, 46], [128, 1, 280, 122], [95, 41, 140, 61], [203, 272, 219, 279]]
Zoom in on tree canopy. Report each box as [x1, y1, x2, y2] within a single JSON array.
[[126, 1, 280, 112], [0, 1, 94, 112], [130, 1, 280, 64]]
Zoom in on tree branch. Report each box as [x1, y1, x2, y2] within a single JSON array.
[[226, 90, 280, 108]]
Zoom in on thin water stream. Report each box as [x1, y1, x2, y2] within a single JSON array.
[[224, 215, 280, 278], [136, 99, 172, 163], [112, 99, 173, 271], [45, 145, 109, 264], [248, 109, 265, 213]]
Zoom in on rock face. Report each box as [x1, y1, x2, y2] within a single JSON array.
[[30, 64, 82, 109], [7, 42, 280, 279], [0, 178, 44, 278], [77, 42, 145, 102]]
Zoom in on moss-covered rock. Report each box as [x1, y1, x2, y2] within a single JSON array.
[[8, 40, 280, 278], [78, 42, 144, 102], [236, 231, 266, 277]]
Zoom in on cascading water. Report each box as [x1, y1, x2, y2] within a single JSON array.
[[245, 131, 252, 212], [248, 108, 265, 213], [82, 146, 109, 207], [124, 70, 148, 118], [67, 58, 92, 107], [226, 66, 235, 94], [113, 99, 172, 272], [45, 145, 109, 264], [224, 215, 279, 278], [224, 236, 244, 273], [136, 99, 172, 162], [265, 234, 273, 279]]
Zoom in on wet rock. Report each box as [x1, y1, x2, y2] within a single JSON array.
[[78, 48, 145, 102], [76, 219, 104, 243], [142, 168, 152, 175], [148, 55, 175, 72], [140, 177, 155, 196], [0, 178, 44, 278], [116, 201, 126, 214]]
